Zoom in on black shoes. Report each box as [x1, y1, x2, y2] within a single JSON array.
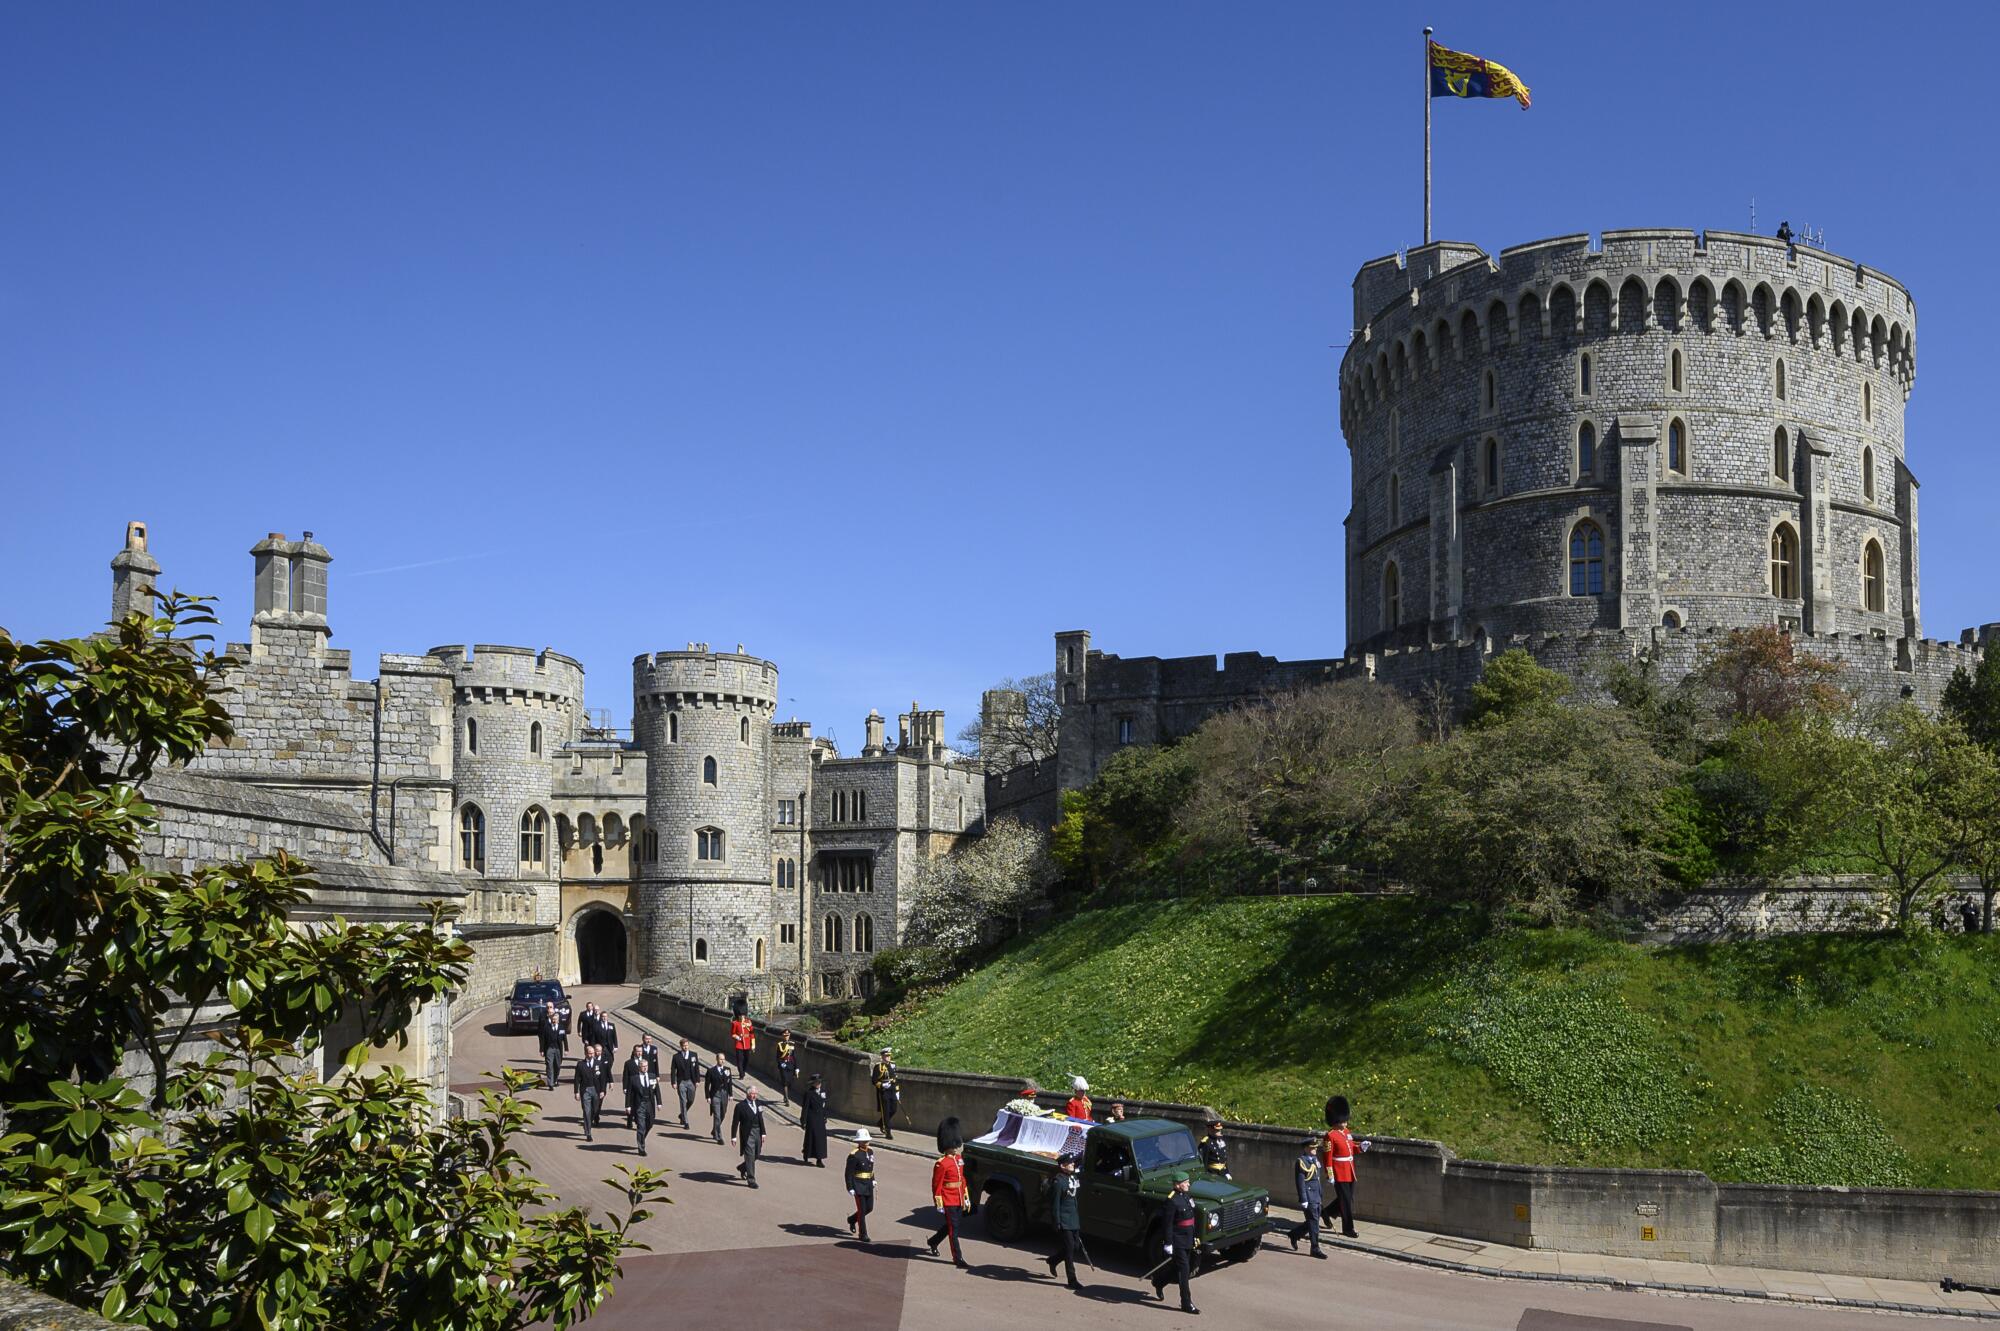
[[927, 1239, 941, 1257], [1289, 1231, 1300, 1251], [953, 1259, 969, 1269], [847, 1215, 857, 1234], [1311, 1250, 1327, 1260], [1182, 1306, 1200, 1316], [1152, 1285, 1166, 1303]]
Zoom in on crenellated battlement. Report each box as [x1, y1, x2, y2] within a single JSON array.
[[1343, 229, 1915, 437], [632, 648, 779, 709], [426, 643, 585, 705]]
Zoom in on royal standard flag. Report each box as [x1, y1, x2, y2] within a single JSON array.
[[1429, 40, 1531, 109]]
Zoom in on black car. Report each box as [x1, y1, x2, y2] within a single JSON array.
[[507, 980, 571, 1034]]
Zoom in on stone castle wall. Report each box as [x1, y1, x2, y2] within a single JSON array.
[[1343, 230, 1917, 653]]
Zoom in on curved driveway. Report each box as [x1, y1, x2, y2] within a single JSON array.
[[454, 988, 1956, 1330]]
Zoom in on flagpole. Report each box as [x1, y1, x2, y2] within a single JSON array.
[[1422, 26, 1432, 245]]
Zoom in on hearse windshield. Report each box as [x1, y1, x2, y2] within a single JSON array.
[[513, 982, 564, 1003], [1132, 1128, 1199, 1171]]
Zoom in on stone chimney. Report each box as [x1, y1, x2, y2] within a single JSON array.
[[250, 530, 332, 644], [109, 520, 160, 624], [863, 709, 886, 756]]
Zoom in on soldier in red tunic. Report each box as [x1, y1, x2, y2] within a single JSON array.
[[1064, 1076, 1093, 1120], [728, 1009, 755, 1077], [926, 1117, 972, 1268], [1320, 1095, 1371, 1238]]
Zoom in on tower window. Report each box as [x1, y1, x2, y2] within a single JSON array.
[[1773, 427, 1792, 484], [1482, 437, 1501, 495], [1382, 562, 1401, 632], [1117, 717, 1135, 745], [1577, 422, 1596, 480], [781, 923, 796, 944], [1775, 358, 1787, 400], [741, 716, 751, 744], [1569, 521, 1605, 597], [1482, 369, 1497, 413], [1863, 447, 1877, 501], [824, 913, 844, 953], [1771, 524, 1801, 599], [1387, 471, 1401, 527], [1578, 352, 1592, 396], [697, 827, 726, 861], [519, 806, 547, 870], [694, 938, 709, 963], [458, 804, 486, 874], [529, 721, 542, 755], [855, 913, 875, 954], [1670, 348, 1684, 393], [755, 938, 766, 970], [703, 755, 718, 785], [1863, 381, 1873, 422], [669, 711, 680, 742], [466, 718, 478, 754], [1667, 419, 1688, 476], [1863, 540, 1886, 612]]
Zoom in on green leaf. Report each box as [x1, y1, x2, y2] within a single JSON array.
[[245, 1204, 274, 1245]]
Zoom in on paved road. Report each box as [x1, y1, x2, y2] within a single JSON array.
[[454, 987, 1942, 1330]]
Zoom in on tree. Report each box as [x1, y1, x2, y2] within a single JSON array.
[[1837, 706, 1998, 931], [1177, 682, 1419, 875], [1463, 649, 1571, 728], [898, 818, 1055, 982], [1382, 704, 1675, 920], [1693, 626, 1846, 725], [0, 598, 665, 1329], [953, 673, 1061, 769], [1942, 650, 2000, 754], [1047, 744, 1196, 890]]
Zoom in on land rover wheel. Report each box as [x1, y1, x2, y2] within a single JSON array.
[[1225, 1237, 1261, 1263], [982, 1188, 1024, 1243]]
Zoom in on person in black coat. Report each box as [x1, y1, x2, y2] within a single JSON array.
[[1042, 1153, 1084, 1290], [1150, 1173, 1200, 1314], [1287, 1135, 1326, 1258], [536, 1003, 567, 1090], [801, 1072, 831, 1166], [731, 1084, 767, 1187], [670, 1038, 701, 1129], [573, 1044, 607, 1142], [704, 1056, 735, 1144], [624, 1049, 661, 1156], [774, 1034, 800, 1106], [844, 1128, 876, 1241]]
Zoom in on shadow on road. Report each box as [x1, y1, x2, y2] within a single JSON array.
[[779, 1223, 850, 1240], [678, 1170, 747, 1186]]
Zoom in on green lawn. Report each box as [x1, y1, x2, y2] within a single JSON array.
[[872, 897, 2000, 1189]]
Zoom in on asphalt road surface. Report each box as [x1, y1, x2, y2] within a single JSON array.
[[455, 987, 1945, 1331]]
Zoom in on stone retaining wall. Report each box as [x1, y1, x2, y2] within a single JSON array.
[[637, 985, 2000, 1284]]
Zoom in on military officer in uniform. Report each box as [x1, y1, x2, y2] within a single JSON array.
[[801, 1071, 831, 1167], [670, 1038, 701, 1129], [1287, 1135, 1327, 1257], [1150, 1172, 1201, 1314], [872, 1048, 901, 1140], [774, 1033, 800, 1105], [1042, 1152, 1084, 1290], [731, 1083, 767, 1187], [845, 1128, 877, 1241], [1064, 1076, 1093, 1120], [1197, 1110, 1231, 1180], [728, 1007, 755, 1077], [1320, 1095, 1370, 1238], [624, 1048, 661, 1156], [705, 1052, 736, 1144], [926, 1118, 971, 1268]]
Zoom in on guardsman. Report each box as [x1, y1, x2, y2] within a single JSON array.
[[537, 1002, 567, 1090], [625, 1048, 661, 1156], [1041, 1152, 1084, 1290], [1197, 1109, 1231, 1180], [1149, 1172, 1201, 1314], [1065, 1076, 1093, 1120], [731, 1084, 767, 1188], [774, 1033, 800, 1105], [1287, 1135, 1326, 1258], [705, 1052, 736, 1144], [872, 1048, 901, 1140], [926, 1118, 971, 1268], [573, 1043, 605, 1142], [844, 1128, 876, 1241], [1321, 1095, 1370, 1238], [729, 1008, 755, 1077], [670, 1038, 701, 1129], [801, 1071, 831, 1167]]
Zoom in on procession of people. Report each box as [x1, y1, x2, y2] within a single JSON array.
[[530, 992, 1369, 1313]]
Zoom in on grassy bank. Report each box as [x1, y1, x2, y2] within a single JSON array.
[[871, 897, 2000, 1189]]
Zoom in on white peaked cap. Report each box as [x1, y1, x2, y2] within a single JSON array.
[[1071, 1076, 1089, 1093]]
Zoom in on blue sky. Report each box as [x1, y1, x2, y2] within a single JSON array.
[[4, 3, 1994, 743]]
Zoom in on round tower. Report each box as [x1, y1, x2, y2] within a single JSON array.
[[631, 646, 778, 988], [1340, 228, 1917, 651], [427, 645, 584, 889]]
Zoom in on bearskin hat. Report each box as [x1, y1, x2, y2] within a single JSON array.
[[729, 993, 749, 1017], [936, 1115, 964, 1152], [1324, 1095, 1351, 1126]]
